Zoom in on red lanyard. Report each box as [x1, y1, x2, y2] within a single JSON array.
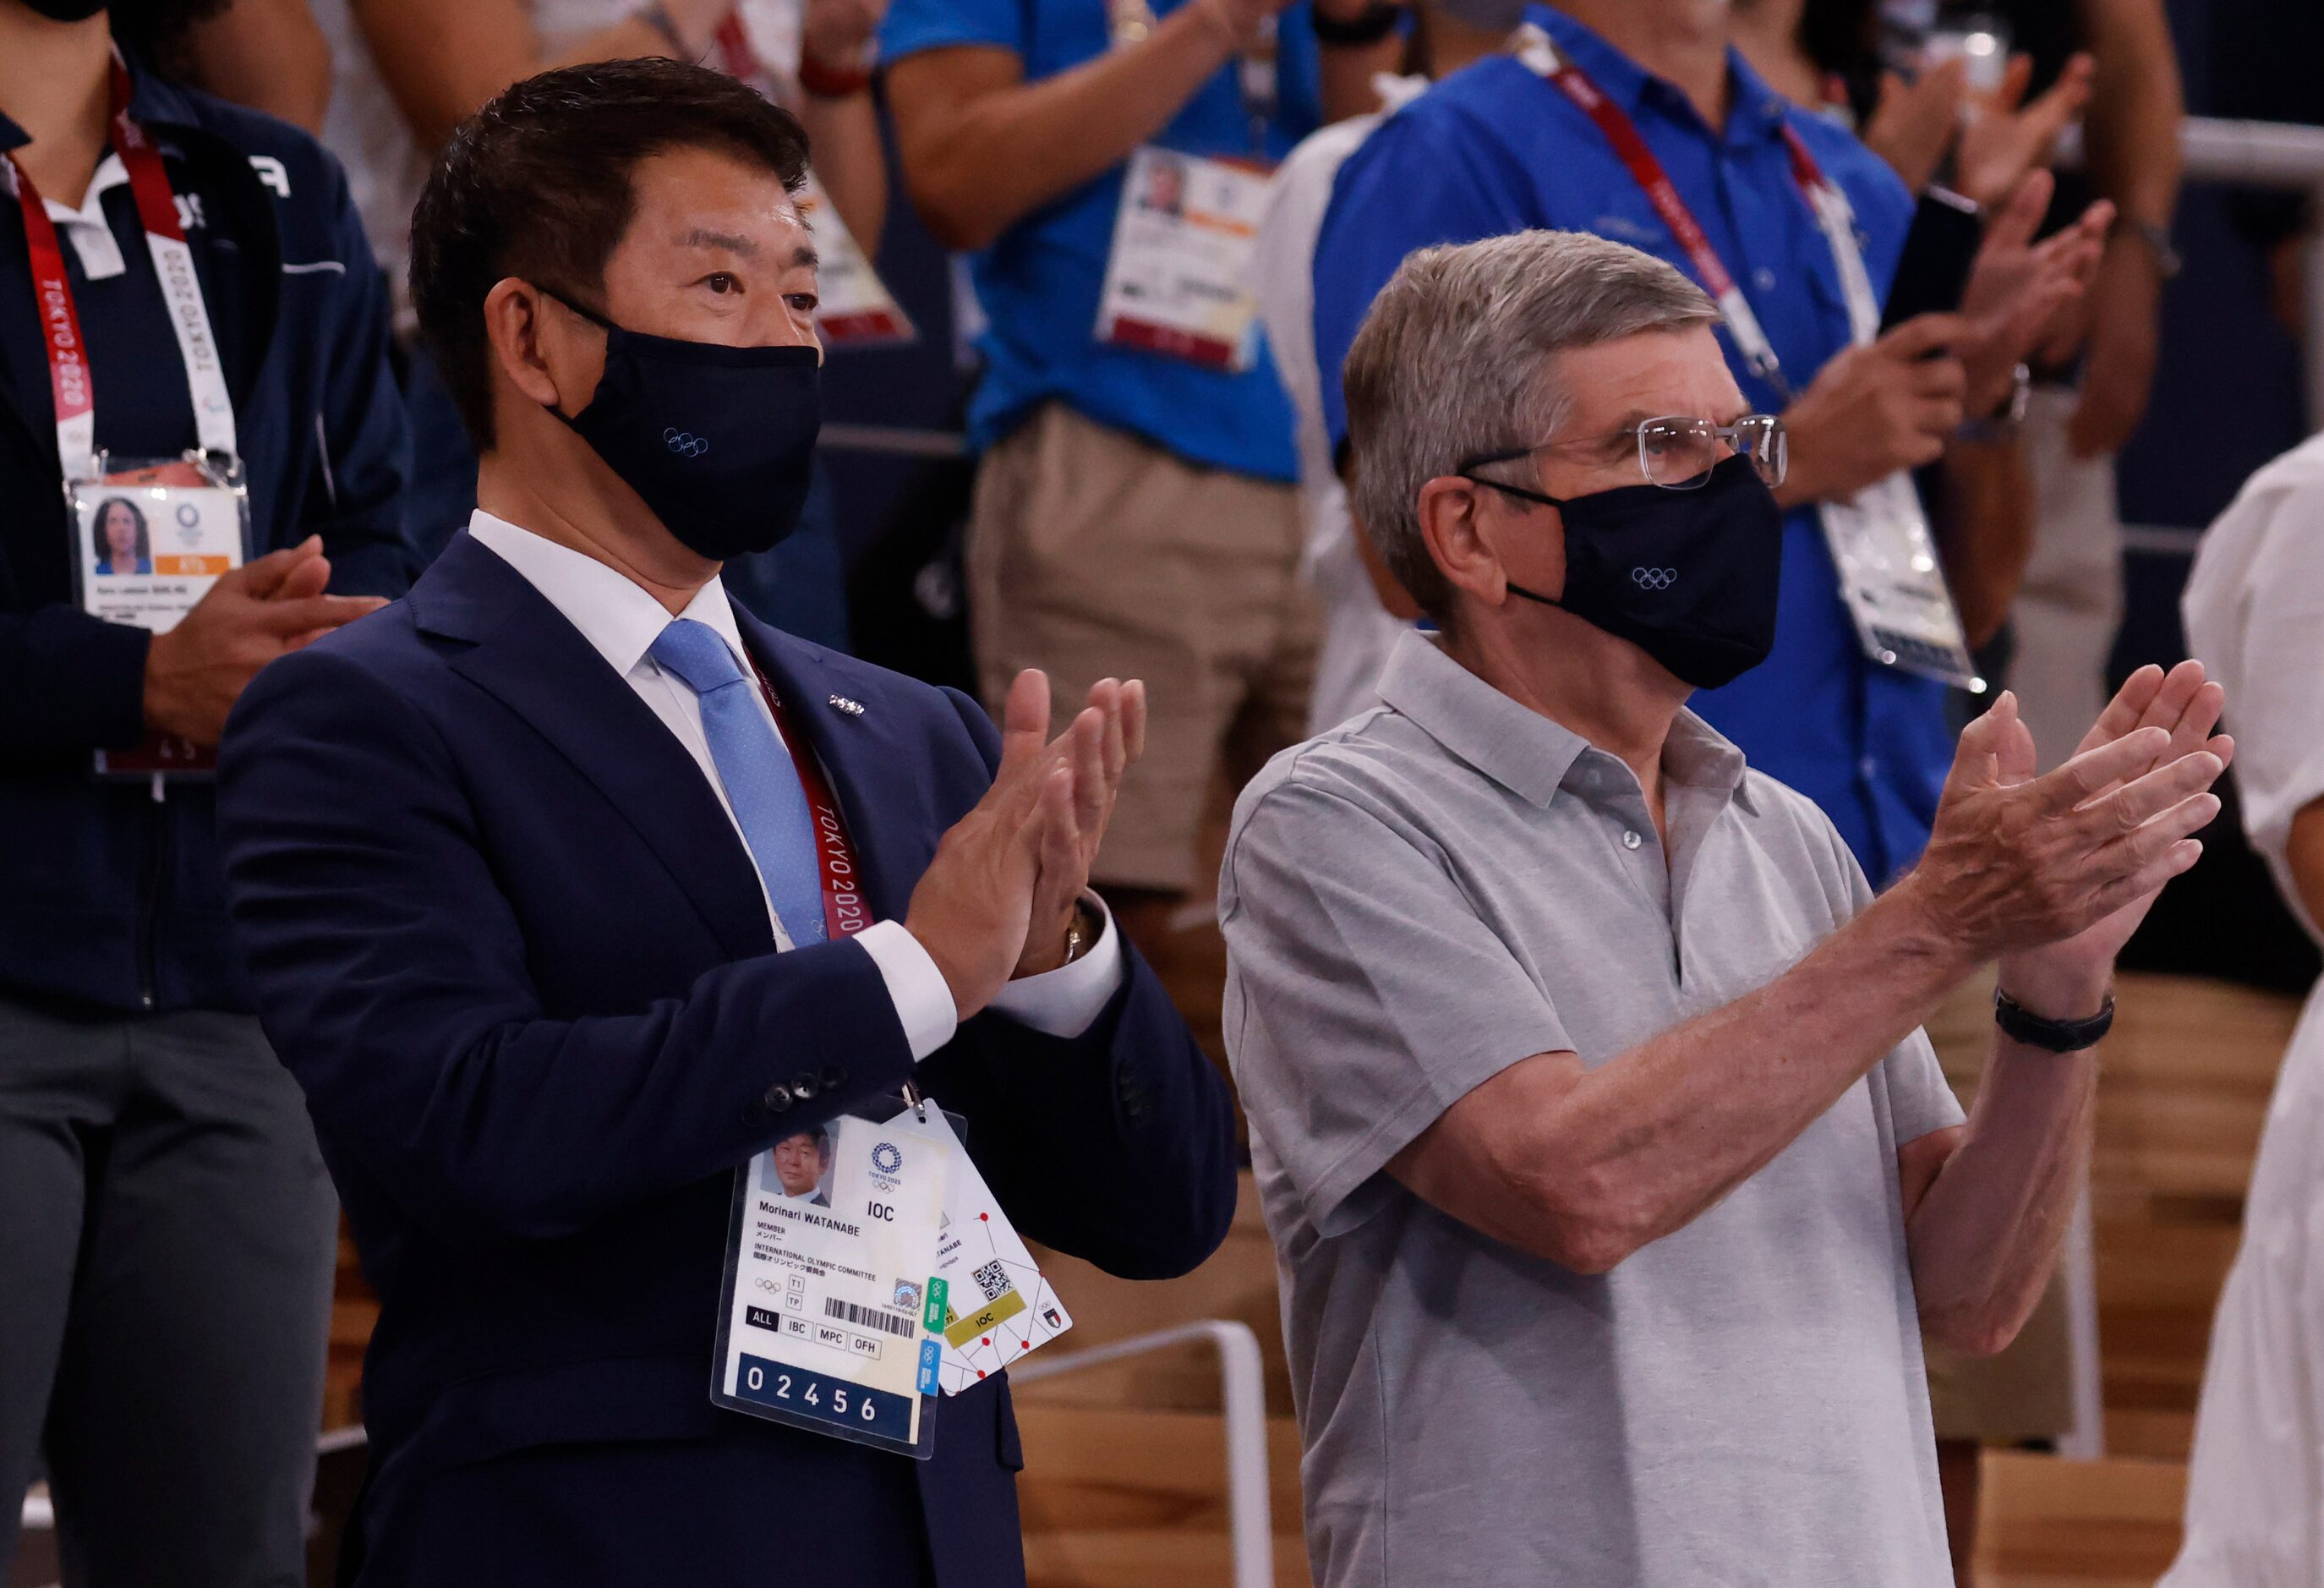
[[713, 12, 768, 92], [6, 57, 234, 474], [748, 660, 874, 942], [1514, 27, 1876, 400]]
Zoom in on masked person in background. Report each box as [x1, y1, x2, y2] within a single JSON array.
[[215, 61, 1237, 1585], [0, 0, 414, 1580], [1221, 231, 2231, 1588]]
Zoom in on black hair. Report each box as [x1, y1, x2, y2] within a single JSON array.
[[407, 57, 811, 450], [90, 496, 150, 571]]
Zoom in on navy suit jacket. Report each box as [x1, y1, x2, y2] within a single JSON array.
[[216, 531, 1239, 1587]]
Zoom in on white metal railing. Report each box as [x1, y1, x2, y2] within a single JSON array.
[[1010, 1318, 1277, 1588]]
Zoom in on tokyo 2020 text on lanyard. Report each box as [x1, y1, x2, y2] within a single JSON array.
[[8, 56, 258, 780], [1512, 25, 1983, 691], [8, 56, 238, 474]]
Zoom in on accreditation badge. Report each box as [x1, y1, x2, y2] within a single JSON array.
[[713, 1097, 954, 1456], [794, 171, 916, 348], [1818, 473, 1984, 691], [1094, 145, 1272, 372], [887, 1107, 1074, 1394], [68, 451, 252, 777]]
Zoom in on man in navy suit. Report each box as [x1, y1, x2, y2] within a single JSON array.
[[215, 59, 1239, 1586]]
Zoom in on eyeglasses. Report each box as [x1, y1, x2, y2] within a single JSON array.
[[1462, 414, 1788, 492]]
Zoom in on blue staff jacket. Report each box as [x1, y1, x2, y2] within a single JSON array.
[[0, 63, 415, 1015], [1311, 7, 1951, 883]]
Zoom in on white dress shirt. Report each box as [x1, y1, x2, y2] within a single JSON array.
[[468, 511, 1124, 1058]]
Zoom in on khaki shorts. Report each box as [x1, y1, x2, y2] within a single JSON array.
[[967, 403, 1319, 892], [1921, 966, 2079, 1443]]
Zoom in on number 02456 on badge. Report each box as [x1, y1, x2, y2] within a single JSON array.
[[712, 1104, 955, 1457]]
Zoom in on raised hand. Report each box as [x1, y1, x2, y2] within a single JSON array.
[[1902, 682, 2228, 981], [1995, 662, 2234, 1015], [1953, 52, 2095, 211], [1774, 314, 1967, 507], [1014, 673, 1148, 977], [143, 536, 388, 747], [904, 673, 1075, 1018], [1954, 170, 2112, 417]]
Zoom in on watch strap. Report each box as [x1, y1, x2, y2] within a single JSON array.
[[1993, 986, 2115, 1053]]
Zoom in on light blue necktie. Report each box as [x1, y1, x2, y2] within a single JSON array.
[[648, 618, 827, 948]]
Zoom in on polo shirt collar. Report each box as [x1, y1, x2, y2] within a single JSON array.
[[1524, 4, 1795, 149], [1375, 630, 1753, 812]]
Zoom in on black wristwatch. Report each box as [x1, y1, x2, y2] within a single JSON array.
[[1993, 986, 2115, 1053], [1311, 0, 1401, 47]]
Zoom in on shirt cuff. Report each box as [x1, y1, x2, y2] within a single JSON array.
[[856, 919, 959, 1061], [986, 892, 1125, 1039]]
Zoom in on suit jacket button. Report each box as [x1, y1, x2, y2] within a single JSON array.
[[819, 1065, 848, 1092], [789, 1072, 819, 1103], [763, 1083, 794, 1114]]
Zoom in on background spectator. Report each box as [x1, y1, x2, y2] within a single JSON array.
[[882, 0, 1401, 1013], [0, 1, 413, 1581]]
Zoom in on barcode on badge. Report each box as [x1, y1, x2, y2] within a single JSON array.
[[824, 1296, 917, 1339]]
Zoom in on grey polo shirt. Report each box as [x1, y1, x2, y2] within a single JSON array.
[[1219, 632, 1965, 1588]]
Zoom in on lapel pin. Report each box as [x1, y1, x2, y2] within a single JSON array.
[[828, 694, 866, 717]]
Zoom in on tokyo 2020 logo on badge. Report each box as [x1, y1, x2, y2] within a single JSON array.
[[872, 1142, 903, 1175]]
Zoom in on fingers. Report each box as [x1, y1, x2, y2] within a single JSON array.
[[2076, 663, 2167, 758], [1879, 312, 1970, 361], [235, 535, 324, 599], [1986, 52, 2035, 114], [2084, 750, 2224, 836], [253, 594, 386, 634], [1982, 169, 2053, 255], [2037, 725, 2172, 809], [272, 551, 334, 604], [1945, 692, 2014, 793], [2084, 838, 2205, 923], [1121, 679, 1148, 764], [1084, 678, 1126, 783], [1067, 705, 1107, 839], [998, 668, 1052, 778], [2024, 53, 2096, 137]]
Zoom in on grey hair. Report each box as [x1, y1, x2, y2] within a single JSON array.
[[1342, 229, 1720, 627]]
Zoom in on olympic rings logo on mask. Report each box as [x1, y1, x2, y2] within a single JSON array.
[[663, 428, 710, 457], [1631, 567, 1678, 591]]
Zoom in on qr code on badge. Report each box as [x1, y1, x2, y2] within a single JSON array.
[[972, 1260, 1011, 1301]]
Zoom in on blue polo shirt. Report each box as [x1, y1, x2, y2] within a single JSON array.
[[1310, 6, 1949, 884], [881, 0, 1325, 482]]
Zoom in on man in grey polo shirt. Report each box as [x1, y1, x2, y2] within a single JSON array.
[[1219, 230, 2232, 1586]]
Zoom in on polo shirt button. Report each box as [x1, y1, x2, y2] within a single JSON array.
[[1753, 266, 1777, 291], [1621, 830, 1643, 851], [1859, 754, 1880, 780], [763, 1083, 794, 1114]]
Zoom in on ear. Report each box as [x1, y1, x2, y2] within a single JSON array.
[[482, 278, 604, 420], [1417, 475, 1561, 609]]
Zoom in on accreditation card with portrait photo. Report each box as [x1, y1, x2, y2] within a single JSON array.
[[713, 1097, 956, 1456]]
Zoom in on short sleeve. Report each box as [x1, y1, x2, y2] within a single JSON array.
[[1883, 1026, 1967, 1147], [1311, 102, 1538, 447], [881, 0, 1023, 66], [1807, 789, 1964, 1145], [1218, 771, 1572, 1238]]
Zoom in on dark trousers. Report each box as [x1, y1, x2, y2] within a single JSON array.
[[0, 998, 337, 1587]]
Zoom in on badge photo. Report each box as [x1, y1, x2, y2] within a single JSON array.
[[713, 1098, 957, 1457]]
